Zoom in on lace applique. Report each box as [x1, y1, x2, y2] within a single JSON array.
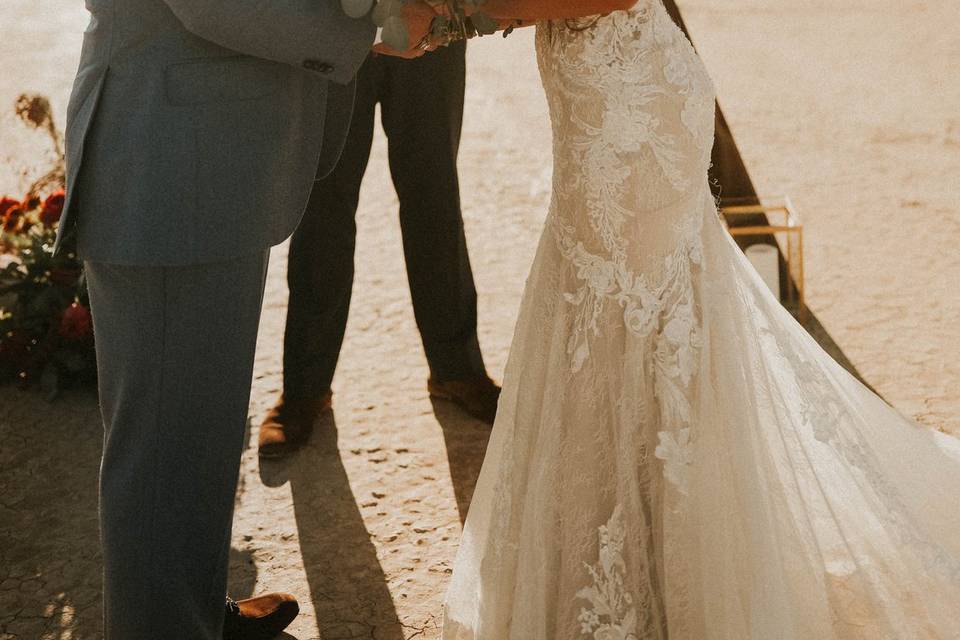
[[576, 506, 640, 639], [538, 2, 711, 494], [658, 23, 715, 146], [761, 322, 960, 585], [654, 428, 692, 495], [551, 215, 702, 380], [795, 357, 849, 443], [540, 3, 705, 198]]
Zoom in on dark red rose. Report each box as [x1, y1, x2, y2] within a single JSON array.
[[59, 302, 93, 341], [0, 197, 19, 219], [2, 205, 24, 233], [40, 190, 65, 228]]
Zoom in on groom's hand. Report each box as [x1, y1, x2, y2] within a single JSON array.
[[373, 0, 437, 58]]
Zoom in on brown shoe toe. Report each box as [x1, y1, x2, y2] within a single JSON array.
[[258, 392, 332, 459], [224, 592, 299, 640], [428, 376, 501, 424]]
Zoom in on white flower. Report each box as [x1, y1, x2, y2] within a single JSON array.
[[601, 105, 655, 152], [620, 275, 660, 337], [662, 312, 690, 344], [623, 299, 659, 337], [578, 607, 601, 634], [576, 507, 638, 639], [584, 152, 632, 198], [662, 303, 699, 385], [655, 429, 693, 495], [663, 53, 690, 87], [576, 254, 617, 296], [688, 235, 704, 266]]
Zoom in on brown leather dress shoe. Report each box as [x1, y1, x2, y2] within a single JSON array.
[[428, 376, 502, 424], [223, 592, 299, 640], [258, 391, 332, 459]]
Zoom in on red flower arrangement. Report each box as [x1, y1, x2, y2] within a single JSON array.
[[1, 94, 95, 395], [39, 190, 64, 227]]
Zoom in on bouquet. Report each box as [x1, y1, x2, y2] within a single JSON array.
[[341, 0, 502, 51], [0, 94, 96, 395]]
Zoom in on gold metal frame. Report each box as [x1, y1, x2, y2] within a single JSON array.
[[720, 195, 806, 322]]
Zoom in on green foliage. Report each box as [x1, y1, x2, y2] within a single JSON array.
[[1, 94, 95, 397]]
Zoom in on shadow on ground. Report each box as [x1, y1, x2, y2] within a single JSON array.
[[430, 399, 491, 525], [260, 411, 404, 640], [0, 307, 874, 639], [0, 389, 103, 639], [802, 309, 880, 396], [0, 390, 256, 639]]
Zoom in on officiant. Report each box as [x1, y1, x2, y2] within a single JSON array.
[[260, 42, 501, 458]]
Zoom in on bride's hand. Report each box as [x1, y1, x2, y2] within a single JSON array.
[[481, 0, 636, 21], [373, 0, 438, 58]]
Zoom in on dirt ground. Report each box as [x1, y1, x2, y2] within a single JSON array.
[[1, 1, 958, 638]]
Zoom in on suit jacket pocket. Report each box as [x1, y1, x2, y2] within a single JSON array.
[[165, 56, 285, 106]]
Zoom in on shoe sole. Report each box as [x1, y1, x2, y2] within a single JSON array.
[[428, 390, 497, 424]]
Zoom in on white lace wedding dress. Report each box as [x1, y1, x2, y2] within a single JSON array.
[[442, 1, 960, 638]]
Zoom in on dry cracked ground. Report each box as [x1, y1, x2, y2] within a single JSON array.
[[2, 0, 959, 638]]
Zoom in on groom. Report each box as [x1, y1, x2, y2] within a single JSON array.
[[57, 0, 433, 638]]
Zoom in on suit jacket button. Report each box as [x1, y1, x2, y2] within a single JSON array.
[[302, 59, 334, 74]]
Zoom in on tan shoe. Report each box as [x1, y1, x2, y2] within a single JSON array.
[[428, 376, 501, 424], [223, 592, 300, 639], [258, 392, 332, 459]]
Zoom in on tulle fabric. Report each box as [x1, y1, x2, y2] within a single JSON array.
[[443, 2, 960, 638]]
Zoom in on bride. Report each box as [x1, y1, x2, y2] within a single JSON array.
[[440, 1, 960, 638]]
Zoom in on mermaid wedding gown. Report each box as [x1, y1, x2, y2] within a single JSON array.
[[442, 2, 960, 638]]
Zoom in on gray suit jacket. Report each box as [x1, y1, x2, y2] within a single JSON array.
[[57, 0, 376, 265]]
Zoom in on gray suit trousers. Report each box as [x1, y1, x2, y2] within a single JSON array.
[[84, 251, 269, 639]]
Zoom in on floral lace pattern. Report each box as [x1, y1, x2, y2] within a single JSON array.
[[538, 1, 713, 493], [762, 319, 960, 586], [444, 2, 960, 639], [576, 506, 639, 639], [535, 4, 715, 636]]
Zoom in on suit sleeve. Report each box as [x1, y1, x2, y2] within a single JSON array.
[[161, 0, 376, 85]]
